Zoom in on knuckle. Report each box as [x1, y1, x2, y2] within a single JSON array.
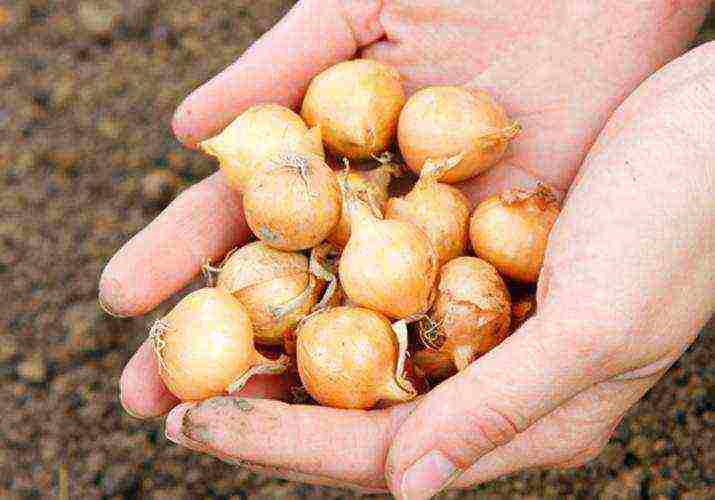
[[460, 404, 520, 452]]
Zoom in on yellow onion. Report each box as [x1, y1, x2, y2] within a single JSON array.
[[421, 257, 511, 371], [398, 86, 520, 183], [199, 104, 324, 191], [470, 185, 560, 283], [215, 242, 323, 346], [243, 153, 342, 251], [328, 155, 402, 247], [339, 181, 438, 320], [301, 59, 406, 160], [511, 293, 537, 332], [296, 306, 416, 409], [150, 287, 287, 401], [411, 348, 457, 383], [385, 158, 471, 266]]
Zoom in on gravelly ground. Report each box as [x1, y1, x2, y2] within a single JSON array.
[[0, 1, 712, 498]]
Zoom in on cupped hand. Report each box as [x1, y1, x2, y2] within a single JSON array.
[[99, 0, 714, 496]]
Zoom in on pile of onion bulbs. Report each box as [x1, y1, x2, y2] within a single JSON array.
[[115, 59, 562, 410]]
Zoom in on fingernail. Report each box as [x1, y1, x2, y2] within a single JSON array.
[[97, 275, 132, 318], [98, 292, 129, 319], [400, 451, 460, 500], [165, 402, 197, 444]]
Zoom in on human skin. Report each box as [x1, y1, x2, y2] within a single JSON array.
[[99, 1, 714, 498]]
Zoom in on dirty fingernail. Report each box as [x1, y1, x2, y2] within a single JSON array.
[[165, 402, 197, 444], [399, 450, 460, 500]]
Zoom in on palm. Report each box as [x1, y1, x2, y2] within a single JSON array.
[[101, 0, 711, 494]]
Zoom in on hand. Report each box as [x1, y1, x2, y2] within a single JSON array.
[[99, 0, 714, 495]]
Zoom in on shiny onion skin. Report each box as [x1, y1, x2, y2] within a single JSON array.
[[200, 104, 324, 191], [470, 185, 560, 283], [296, 306, 416, 409], [328, 159, 401, 247], [216, 242, 323, 346], [385, 159, 471, 266], [411, 348, 457, 383], [398, 86, 520, 183], [150, 288, 287, 401], [243, 153, 342, 251], [423, 257, 511, 371], [339, 186, 438, 321], [301, 59, 406, 161]]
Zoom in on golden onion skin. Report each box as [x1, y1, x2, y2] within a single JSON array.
[[469, 186, 559, 283], [301, 59, 406, 161], [296, 306, 414, 409]]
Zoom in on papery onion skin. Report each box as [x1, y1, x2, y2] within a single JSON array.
[[397, 86, 520, 183], [301, 59, 406, 161], [339, 195, 438, 320], [243, 153, 342, 251], [427, 257, 511, 370], [328, 161, 400, 247], [412, 348, 457, 383], [296, 306, 415, 409], [200, 104, 324, 191], [511, 293, 537, 332], [469, 186, 560, 283], [151, 287, 267, 401], [385, 164, 471, 266], [216, 242, 322, 346]]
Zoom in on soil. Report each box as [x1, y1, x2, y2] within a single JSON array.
[[0, 1, 713, 498]]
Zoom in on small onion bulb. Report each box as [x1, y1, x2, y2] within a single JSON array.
[[385, 158, 471, 266], [411, 348, 457, 383], [339, 182, 438, 321], [469, 185, 560, 283], [243, 153, 342, 251], [301, 59, 406, 161], [328, 156, 402, 247], [421, 257, 511, 371], [296, 306, 416, 409], [200, 104, 324, 191], [398, 86, 520, 183], [215, 242, 323, 346], [150, 287, 287, 401]]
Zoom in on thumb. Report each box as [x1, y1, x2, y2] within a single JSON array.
[[171, 0, 384, 146], [384, 312, 609, 499]]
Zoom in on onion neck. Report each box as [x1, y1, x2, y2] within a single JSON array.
[[226, 352, 289, 394], [379, 376, 417, 406]]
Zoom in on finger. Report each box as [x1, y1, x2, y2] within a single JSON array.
[[172, 0, 385, 146], [455, 372, 663, 487], [164, 396, 415, 490], [120, 339, 179, 419], [99, 172, 250, 317], [120, 340, 298, 419]]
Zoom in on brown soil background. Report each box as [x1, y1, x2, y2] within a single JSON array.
[[0, 1, 713, 498]]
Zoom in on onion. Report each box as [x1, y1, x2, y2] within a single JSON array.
[[213, 242, 323, 346], [243, 153, 342, 251], [328, 154, 402, 247], [469, 185, 560, 283], [339, 180, 438, 321], [511, 293, 537, 332], [411, 348, 457, 383], [385, 157, 471, 266], [295, 306, 416, 409], [301, 59, 406, 161], [200, 104, 324, 191], [420, 257, 511, 371], [150, 287, 287, 401], [397, 86, 520, 183]]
